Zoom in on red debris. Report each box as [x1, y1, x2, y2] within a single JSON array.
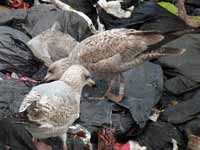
[[8, 0, 30, 10]]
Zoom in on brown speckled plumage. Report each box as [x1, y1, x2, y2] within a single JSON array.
[[45, 28, 185, 81], [18, 65, 95, 148]]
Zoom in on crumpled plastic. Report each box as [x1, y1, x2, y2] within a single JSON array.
[[96, 0, 134, 19]]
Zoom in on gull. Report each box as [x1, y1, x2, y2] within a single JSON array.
[[44, 28, 186, 103], [16, 65, 95, 150]]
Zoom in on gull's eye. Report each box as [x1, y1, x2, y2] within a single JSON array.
[[48, 69, 53, 74], [85, 75, 90, 80]]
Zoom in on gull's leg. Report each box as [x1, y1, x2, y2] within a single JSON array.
[[89, 74, 116, 101], [60, 134, 67, 150], [32, 138, 52, 150], [105, 73, 125, 103], [104, 74, 115, 97]]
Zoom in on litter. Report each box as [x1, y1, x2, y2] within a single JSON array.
[[0, 0, 200, 149], [96, 0, 134, 19]]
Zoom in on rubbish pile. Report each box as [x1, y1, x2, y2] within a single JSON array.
[[0, 0, 200, 150]]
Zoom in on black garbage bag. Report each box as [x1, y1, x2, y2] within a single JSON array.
[[0, 4, 93, 40], [0, 117, 36, 150], [0, 9, 27, 28], [0, 74, 34, 120], [0, 26, 42, 77], [78, 62, 163, 135], [32, 65, 48, 81], [23, 4, 93, 40], [157, 33, 200, 83], [134, 121, 186, 150], [97, 1, 190, 32], [164, 75, 200, 96], [179, 118, 200, 137], [160, 89, 200, 124], [0, 4, 60, 37]]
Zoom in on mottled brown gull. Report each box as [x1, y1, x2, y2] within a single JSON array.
[[44, 28, 186, 102], [17, 65, 95, 150]]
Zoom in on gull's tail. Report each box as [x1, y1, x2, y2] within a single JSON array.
[[119, 47, 186, 71]]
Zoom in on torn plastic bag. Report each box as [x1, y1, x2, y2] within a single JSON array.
[[25, 4, 93, 40], [78, 62, 163, 134], [157, 33, 200, 82], [97, 1, 190, 32], [58, 0, 98, 28], [160, 89, 200, 124], [28, 28, 78, 66], [57, 10, 93, 41], [0, 26, 42, 76], [134, 121, 186, 150]]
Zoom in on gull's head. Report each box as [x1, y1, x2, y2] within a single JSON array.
[[61, 65, 95, 91], [44, 58, 71, 82]]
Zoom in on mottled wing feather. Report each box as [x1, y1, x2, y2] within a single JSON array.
[[78, 28, 163, 64], [27, 89, 78, 127], [19, 90, 41, 112], [48, 94, 78, 126], [88, 54, 122, 73]]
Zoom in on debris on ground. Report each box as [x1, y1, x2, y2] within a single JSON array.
[[0, 0, 200, 149]]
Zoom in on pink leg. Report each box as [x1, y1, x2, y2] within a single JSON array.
[[63, 143, 67, 150], [105, 73, 125, 103], [60, 134, 67, 150]]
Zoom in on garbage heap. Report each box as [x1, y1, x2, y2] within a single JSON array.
[[0, 0, 200, 150]]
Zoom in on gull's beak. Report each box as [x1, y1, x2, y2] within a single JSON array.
[[42, 74, 54, 83], [42, 75, 49, 83], [87, 78, 96, 87]]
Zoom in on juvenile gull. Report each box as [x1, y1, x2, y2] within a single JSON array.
[[44, 28, 186, 102], [17, 65, 95, 150], [28, 27, 78, 66]]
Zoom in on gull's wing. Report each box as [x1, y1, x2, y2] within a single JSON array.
[[77, 28, 164, 64]]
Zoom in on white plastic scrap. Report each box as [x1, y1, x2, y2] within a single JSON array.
[[97, 0, 134, 18], [172, 138, 178, 150], [11, 72, 19, 79], [149, 108, 163, 122], [50, 0, 97, 34], [97, 16, 105, 31], [129, 141, 147, 150]]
